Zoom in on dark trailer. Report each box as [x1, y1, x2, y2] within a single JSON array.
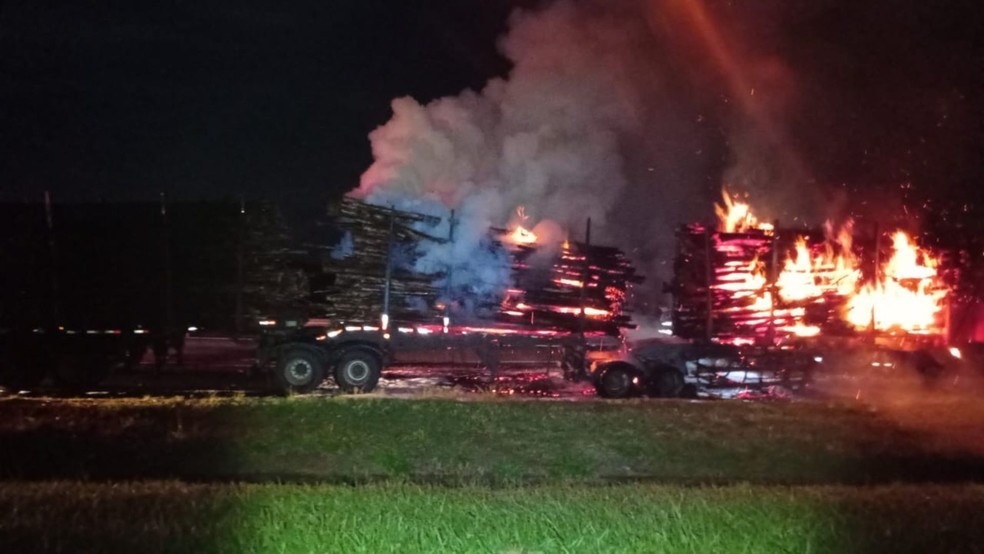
[[0, 199, 309, 389]]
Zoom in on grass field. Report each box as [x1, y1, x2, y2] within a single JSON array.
[[1, 394, 982, 484], [2, 481, 984, 553], [2, 393, 984, 552]]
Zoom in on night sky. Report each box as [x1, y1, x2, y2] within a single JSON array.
[[1, 0, 981, 229], [0, 1, 523, 206]]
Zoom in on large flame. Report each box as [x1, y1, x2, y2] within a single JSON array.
[[775, 226, 860, 303], [715, 189, 774, 233], [845, 231, 947, 333], [708, 189, 949, 340]]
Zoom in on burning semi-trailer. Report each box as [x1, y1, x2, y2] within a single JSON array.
[[263, 196, 644, 393], [0, 194, 644, 394], [2, 190, 977, 399], [587, 190, 980, 399]]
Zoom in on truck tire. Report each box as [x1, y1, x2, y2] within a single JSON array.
[[651, 366, 685, 398], [595, 364, 636, 399], [275, 349, 326, 394], [51, 355, 111, 389], [334, 349, 381, 393], [0, 357, 46, 390]]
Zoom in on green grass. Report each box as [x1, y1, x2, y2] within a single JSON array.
[[1, 481, 983, 553], [1, 395, 982, 484], [3, 395, 984, 551]]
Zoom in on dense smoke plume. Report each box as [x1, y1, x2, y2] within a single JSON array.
[[354, 0, 816, 308]]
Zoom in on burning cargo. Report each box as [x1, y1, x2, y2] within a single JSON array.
[[318, 196, 642, 336], [589, 189, 977, 399], [255, 196, 643, 394], [671, 191, 955, 345]]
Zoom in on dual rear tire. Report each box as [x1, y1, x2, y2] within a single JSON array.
[[594, 363, 685, 399], [274, 348, 381, 394], [595, 364, 638, 398], [334, 351, 381, 393]]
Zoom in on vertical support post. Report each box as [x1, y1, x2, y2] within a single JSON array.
[[443, 209, 456, 338], [869, 221, 880, 335], [444, 209, 456, 307], [578, 217, 591, 323], [704, 227, 714, 341], [381, 206, 395, 323], [572, 217, 591, 382], [43, 191, 60, 326], [160, 193, 173, 339], [234, 197, 245, 336], [943, 293, 952, 347], [767, 219, 779, 343]]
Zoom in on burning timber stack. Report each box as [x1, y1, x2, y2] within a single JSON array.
[[499, 239, 642, 334], [319, 196, 642, 336], [670, 191, 972, 348], [671, 223, 852, 343], [319, 198, 446, 323]]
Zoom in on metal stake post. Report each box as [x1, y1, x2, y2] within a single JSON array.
[[704, 227, 714, 341], [381, 206, 396, 322]]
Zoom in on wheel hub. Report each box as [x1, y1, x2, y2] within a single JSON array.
[[285, 359, 313, 385], [603, 371, 629, 395], [344, 360, 370, 383]]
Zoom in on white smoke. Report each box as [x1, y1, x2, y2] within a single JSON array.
[[353, 1, 647, 302], [357, 2, 639, 227], [352, 0, 808, 311]]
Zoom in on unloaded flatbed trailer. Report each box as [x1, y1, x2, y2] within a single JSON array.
[[0, 199, 309, 389]]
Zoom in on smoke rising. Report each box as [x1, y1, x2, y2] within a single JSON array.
[[353, 0, 817, 309]]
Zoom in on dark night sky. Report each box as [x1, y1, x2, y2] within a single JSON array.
[[0, 1, 523, 206], [1, 0, 982, 227]]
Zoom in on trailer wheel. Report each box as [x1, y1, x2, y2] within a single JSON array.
[[595, 364, 635, 399], [334, 350, 381, 393], [0, 357, 46, 390], [51, 360, 109, 390], [652, 367, 685, 398], [275, 349, 325, 394], [51, 356, 111, 389]]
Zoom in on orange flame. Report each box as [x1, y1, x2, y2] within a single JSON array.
[[715, 189, 774, 233], [846, 231, 947, 333], [509, 225, 538, 245], [775, 227, 860, 303], [709, 189, 950, 340], [504, 205, 538, 245]]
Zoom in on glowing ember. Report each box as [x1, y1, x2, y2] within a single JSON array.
[[552, 306, 610, 317], [780, 323, 822, 337], [498, 236, 636, 326]]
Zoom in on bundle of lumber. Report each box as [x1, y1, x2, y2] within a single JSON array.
[[671, 224, 776, 341], [498, 239, 643, 335], [671, 223, 855, 342], [318, 197, 445, 323], [320, 197, 641, 334]]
